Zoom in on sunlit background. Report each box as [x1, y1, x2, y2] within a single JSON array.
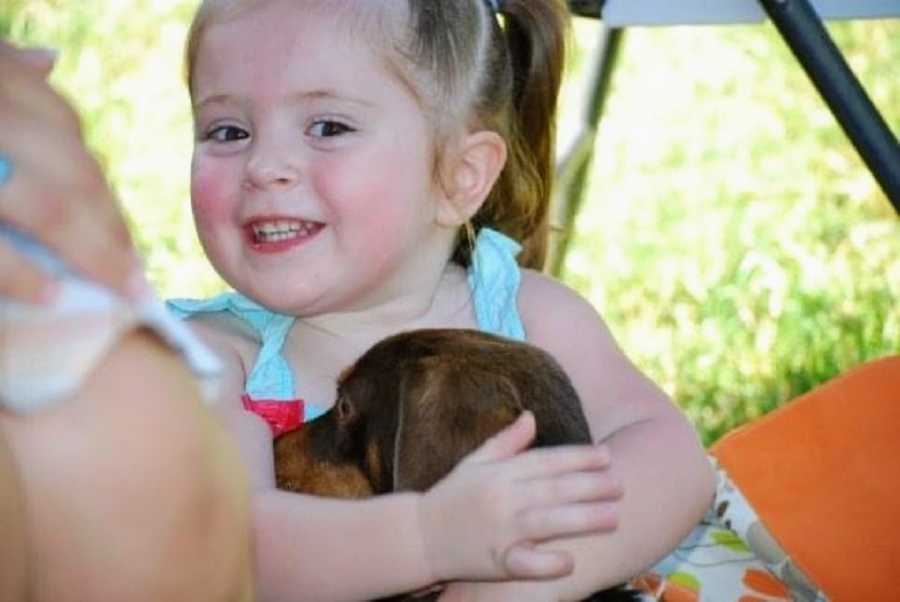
[[4, 1, 898, 443]]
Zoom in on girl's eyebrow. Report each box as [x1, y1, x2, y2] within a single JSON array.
[[285, 89, 375, 108], [194, 94, 239, 111], [194, 90, 375, 111]]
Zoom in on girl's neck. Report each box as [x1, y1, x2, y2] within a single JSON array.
[[291, 261, 474, 349], [276, 261, 476, 410]]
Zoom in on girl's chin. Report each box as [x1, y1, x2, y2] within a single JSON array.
[[236, 287, 325, 316]]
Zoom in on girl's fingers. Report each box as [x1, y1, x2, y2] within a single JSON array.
[[461, 411, 536, 465], [501, 443, 612, 480], [518, 501, 619, 542], [502, 544, 574, 579], [526, 470, 624, 507]]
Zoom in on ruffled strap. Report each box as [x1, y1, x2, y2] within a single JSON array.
[[467, 228, 526, 341], [167, 293, 296, 401]]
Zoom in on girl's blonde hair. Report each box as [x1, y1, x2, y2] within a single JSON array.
[[185, 0, 569, 271]]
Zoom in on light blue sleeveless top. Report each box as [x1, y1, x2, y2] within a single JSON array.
[[167, 227, 526, 421]]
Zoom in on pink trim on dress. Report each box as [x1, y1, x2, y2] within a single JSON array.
[[241, 394, 304, 437]]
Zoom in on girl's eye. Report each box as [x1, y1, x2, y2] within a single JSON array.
[[309, 120, 354, 138], [205, 125, 249, 142]]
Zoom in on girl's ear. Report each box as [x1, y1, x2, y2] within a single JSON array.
[[435, 130, 507, 227]]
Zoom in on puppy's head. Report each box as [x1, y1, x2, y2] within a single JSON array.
[[274, 329, 528, 495]]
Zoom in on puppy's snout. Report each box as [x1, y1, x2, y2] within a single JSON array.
[[274, 416, 374, 498]]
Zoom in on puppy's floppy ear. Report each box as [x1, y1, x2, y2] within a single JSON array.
[[392, 357, 523, 492]]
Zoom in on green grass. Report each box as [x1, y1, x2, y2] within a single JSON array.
[[4, 3, 898, 444]]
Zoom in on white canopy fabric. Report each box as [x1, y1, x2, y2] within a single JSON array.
[[601, 0, 900, 26]]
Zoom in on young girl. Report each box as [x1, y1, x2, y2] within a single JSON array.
[[170, 0, 715, 599]]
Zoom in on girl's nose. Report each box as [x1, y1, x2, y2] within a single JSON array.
[[244, 138, 301, 190]]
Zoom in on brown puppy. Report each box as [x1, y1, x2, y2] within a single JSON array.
[[274, 328, 637, 602]]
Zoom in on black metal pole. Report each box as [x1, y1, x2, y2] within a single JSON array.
[[568, 0, 605, 19], [550, 25, 623, 276], [759, 0, 900, 212]]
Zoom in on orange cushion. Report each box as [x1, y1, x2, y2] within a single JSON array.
[[709, 355, 900, 601]]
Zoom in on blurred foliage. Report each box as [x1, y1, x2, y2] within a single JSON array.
[[2, 0, 221, 295], [3, 2, 898, 444], [562, 18, 899, 444]]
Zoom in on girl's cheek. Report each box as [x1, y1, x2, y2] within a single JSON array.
[[191, 160, 234, 226], [315, 156, 409, 228]]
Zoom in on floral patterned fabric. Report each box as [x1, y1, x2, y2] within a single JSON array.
[[629, 459, 827, 602]]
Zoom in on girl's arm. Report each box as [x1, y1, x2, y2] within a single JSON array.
[[253, 411, 622, 601], [528, 273, 714, 589], [444, 272, 715, 600], [192, 320, 624, 602]]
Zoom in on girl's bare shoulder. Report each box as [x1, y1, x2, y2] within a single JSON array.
[[517, 268, 616, 348], [518, 269, 672, 438]]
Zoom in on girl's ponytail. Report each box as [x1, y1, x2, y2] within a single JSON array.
[[471, 0, 569, 270]]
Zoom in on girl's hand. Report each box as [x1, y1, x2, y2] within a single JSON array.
[[417, 411, 622, 583], [0, 41, 143, 303]]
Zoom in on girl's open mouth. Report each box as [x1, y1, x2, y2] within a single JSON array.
[[246, 218, 324, 253]]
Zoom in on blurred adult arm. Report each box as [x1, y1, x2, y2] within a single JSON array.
[[0, 417, 26, 601], [0, 39, 255, 601], [0, 328, 256, 602]]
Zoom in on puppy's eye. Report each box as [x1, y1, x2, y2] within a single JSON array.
[[335, 394, 355, 422]]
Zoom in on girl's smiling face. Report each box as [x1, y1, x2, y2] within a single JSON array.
[[190, 1, 452, 316]]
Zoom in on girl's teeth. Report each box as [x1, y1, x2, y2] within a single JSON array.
[[252, 220, 315, 242]]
